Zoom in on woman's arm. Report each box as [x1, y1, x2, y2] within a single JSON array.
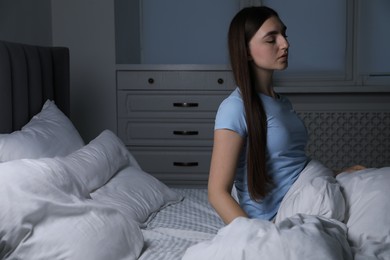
[[208, 129, 248, 224]]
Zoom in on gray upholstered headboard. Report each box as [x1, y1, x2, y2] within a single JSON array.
[[0, 40, 70, 133]]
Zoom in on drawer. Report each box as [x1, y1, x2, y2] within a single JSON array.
[[130, 148, 212, 174], [117, 91, 229, 117], [118, 119, 214, 146], [117, 70, 235, 90], [131, 148, 211, 187]]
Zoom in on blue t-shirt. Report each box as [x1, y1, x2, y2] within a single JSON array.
[[214, 88, 309, 220]]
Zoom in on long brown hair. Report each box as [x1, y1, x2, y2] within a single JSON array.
[[228, 6, 278, 200]]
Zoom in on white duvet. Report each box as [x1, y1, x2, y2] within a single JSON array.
[[183, 160, 390, 260], [0, 130, 143, 260], [184, 214, 352, 260]]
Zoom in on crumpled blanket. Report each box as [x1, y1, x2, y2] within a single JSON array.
[[183, 159, 351, 260], [183, 214, 352, 260]]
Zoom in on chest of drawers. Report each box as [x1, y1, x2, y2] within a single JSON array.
[[116, 68, 235, 186]]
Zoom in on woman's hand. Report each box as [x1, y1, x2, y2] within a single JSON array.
[[343, 165, 366, 173], [334, 165, 366, 176]]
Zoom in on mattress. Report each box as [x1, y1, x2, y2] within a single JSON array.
[[138, 188, 224, 260]]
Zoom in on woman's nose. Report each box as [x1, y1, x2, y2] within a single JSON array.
[[281, 36, 289, 49]]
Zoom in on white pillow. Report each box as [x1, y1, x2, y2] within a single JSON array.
[[0, 129, 143, 259], [0, 100, 84, 162], [91, 165, 183, 226], [60, 129, 134, 193], [275, 159, 346, 223], [336, 167, 390, 256]]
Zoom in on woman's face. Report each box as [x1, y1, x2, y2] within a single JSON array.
[[248, 16, 289, 71]]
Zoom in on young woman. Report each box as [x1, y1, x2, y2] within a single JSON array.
[[208, 6, 366, 224], [208, 6, 309, 224]]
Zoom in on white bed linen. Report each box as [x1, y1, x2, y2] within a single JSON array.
[[180, 161, 390, 260], [337, 167, 390, 259], [183, 214, 352, 260], [0, 100, 84, 162], [275, 159, 345, 223], [0, 130, 143, 260], [91, 165, 183, 226]]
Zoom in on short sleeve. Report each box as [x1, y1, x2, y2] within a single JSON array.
[[214, 95, 247, 137]]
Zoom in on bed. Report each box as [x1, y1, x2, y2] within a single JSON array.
[[1, 40, 390, 260]]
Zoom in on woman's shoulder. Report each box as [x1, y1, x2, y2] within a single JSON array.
[[215, 88, 247, 135], [220, 88, 244, 108]]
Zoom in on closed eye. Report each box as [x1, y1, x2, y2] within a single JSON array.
[[266, 38, 276, 43]]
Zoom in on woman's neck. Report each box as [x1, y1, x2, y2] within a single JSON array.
[[252, 68, 276, 98]]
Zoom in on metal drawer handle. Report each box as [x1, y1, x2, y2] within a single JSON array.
[[173, 130, 199, 136], [173, 102, 199, 107], [173, 162, 199, 167]]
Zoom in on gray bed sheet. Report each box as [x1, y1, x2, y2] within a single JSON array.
[[138, 188, 224, 260]]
